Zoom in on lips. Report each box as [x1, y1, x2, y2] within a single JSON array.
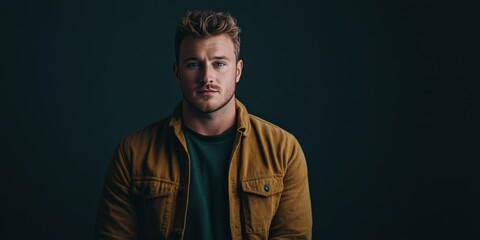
[[197, 89, 218, 96], [197, 87, 218, 93]]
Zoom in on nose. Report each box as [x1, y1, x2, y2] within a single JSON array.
[[200, 64, 213, 84]]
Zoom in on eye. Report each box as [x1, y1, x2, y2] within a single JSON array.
[[186, 62, 200, 69], [213, 62, 227, 68]]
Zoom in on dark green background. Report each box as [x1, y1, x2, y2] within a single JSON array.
[[1, 0, 478, 239]]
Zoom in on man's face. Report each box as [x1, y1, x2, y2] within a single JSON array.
[[174, 34, 243, 114]]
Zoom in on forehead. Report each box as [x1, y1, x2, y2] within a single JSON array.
[[179, 34, 235, 59]]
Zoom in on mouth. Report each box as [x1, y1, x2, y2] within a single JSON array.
[[197, 89, 218, 96]]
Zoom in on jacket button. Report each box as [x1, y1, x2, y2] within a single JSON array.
[[264, 184, 270, 192]]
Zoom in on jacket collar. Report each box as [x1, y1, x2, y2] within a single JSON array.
[[168, 98, 250, 137]]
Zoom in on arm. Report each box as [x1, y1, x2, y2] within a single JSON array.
[[95, 138, 139, 240], [269, 137, 313, 239]]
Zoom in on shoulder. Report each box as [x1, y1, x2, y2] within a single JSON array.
[[120, 116, 172, 148], [244, 114, 306, 171], [247, 114, 299, 144]]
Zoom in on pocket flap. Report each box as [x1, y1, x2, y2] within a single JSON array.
[[131, 178, 178, 199], [241, 176, 284, 197]]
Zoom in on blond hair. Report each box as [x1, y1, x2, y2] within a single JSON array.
[[174, 10, 241, 61]]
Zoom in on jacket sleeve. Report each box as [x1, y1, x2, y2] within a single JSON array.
[[269, 136, 313, 239], [95, 138, 139, 240]]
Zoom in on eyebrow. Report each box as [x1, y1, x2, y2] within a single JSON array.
[[182, 56, 230, 63], [212, 56, 229, 60], [182, 57, 198, 63]]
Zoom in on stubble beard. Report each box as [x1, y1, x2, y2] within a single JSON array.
[[181, 84, 236, 115]]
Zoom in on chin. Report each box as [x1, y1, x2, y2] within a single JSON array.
[[186, 99, 219, 113], [198, 103, 222, 113], [184, 93, 234, 114]]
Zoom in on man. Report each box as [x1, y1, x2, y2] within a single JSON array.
[[95, 10, 312, 240]]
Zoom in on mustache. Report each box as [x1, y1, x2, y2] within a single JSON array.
[[197, 84, 219, 91]]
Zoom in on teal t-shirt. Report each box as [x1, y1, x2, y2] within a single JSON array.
[[182, 125, 236, 240]]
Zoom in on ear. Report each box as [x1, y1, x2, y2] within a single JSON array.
[[235, 59, 243, 83], [173, 63, 180, 82]]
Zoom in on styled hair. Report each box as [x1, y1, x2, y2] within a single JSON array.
[[174, 10, 241, 62]]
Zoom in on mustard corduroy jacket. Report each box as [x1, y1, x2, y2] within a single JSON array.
[[95, 99, 312, 239]]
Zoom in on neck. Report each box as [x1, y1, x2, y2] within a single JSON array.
[[182, 99, 237, 136]]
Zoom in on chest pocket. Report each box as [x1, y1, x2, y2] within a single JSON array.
[[131, 178, 178, 239], [241, 175, 284, 236]]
